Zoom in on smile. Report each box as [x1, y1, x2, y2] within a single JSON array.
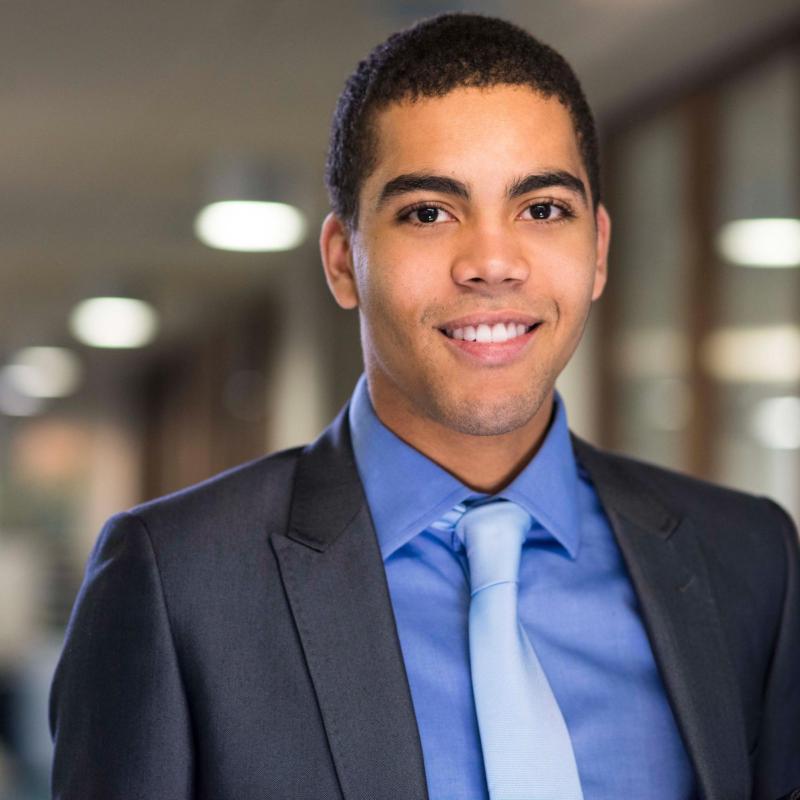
[[436, 316, 542, 367], [441, 322, 540, 343]]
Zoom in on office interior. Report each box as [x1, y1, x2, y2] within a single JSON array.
[[0, 1, 799, 797]]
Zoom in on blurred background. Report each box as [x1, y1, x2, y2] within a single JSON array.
[[1, 0, 799, 796]]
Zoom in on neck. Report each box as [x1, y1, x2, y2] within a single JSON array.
[[368, 380, 555, 494]]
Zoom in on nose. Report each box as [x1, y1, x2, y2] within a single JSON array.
[[450, 222, 530, 290]]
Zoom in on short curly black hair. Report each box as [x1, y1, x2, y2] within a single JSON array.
[[325, 12, 600, 229]]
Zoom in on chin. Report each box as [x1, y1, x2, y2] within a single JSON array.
[[431, 382, 550, 438]]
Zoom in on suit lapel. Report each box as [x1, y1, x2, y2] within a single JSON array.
[[572, 435, 750, 800], [272, 406, 428, 800]]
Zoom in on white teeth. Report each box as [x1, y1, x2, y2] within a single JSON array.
[[445, 322, 535, 342], [491, 323, 508, 343], [476, 324, 492, 343]]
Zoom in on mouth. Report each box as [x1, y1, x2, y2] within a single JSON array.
[[437, 320, 542, 344], [434, 314, 543, 367]]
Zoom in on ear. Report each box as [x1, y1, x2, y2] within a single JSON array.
[[591, 203, 611, 301], [320, 212, 359, 309]]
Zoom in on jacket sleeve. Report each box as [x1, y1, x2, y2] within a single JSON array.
[[49, 511, 194, 799], [753, 499, 800, 800]]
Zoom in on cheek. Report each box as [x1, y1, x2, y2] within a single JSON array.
[[533, 235, 598, 310], [361, 248, 443, 331], [357, 267, 423, 360]]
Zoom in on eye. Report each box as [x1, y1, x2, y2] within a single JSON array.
[[520, 201, 573, 222], [415, 206, 441, 224], [398, 203, 455, 226], [530, 203, 554, 220]]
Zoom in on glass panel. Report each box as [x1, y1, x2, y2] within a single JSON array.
[[609, 109, 692, 471], [712, 52, 800, 520]]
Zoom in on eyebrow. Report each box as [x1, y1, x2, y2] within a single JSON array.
[[508, 170, 587, 205], [377, 173, 469, 208], [375, 169, 588, 210]]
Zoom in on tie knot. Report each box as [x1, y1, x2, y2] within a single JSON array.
[[455, 500, 532, 594]]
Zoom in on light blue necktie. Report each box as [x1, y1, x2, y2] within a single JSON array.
[[455, 500, 583, 800]]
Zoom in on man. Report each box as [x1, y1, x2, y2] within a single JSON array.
[[50, 13, 799, 800]]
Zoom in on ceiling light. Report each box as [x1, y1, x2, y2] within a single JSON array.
[[751, 396, 800, 450], [194, 200, 307, 252], [616, 328, 690, 377], [6, 347, 82, 398], [716, 218, 800, 267], [702, 324, 800, 383], [69, 297, 159, 349], [0, 372, 45, 416]]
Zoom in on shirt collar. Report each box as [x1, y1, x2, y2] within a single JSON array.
[[348, 374, 582, 561]]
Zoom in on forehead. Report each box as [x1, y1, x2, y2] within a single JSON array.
[[367, 85, 583, 189]]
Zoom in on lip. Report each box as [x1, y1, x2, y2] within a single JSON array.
[[439, 322, 542, 366], [436, 310, 541, 331]]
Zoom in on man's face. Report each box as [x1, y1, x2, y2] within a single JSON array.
[[322, 85, 610, 438]]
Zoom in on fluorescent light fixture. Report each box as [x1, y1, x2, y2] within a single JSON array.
[[702, 324, 800, 383], [616, 328, 690, 378], [70, 297, 159, 349], [194, 200, 307, 252], [751, 396, 800, 450], [6, 347, 82, 398], [717, 218, 800, 267], [0, 371, 45, 416]]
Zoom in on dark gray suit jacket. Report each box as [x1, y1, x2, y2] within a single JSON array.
[[50, 405, 800, 800]]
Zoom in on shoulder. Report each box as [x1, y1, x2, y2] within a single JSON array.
[[115, 445, 305, 551], [572, 435, 798, 578], [573, 437, 800, 643], [573, 434, 793, 530], [573, 434, 799, 610]]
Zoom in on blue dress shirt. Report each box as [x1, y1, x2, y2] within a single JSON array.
[[348, 374, 696, 800]]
